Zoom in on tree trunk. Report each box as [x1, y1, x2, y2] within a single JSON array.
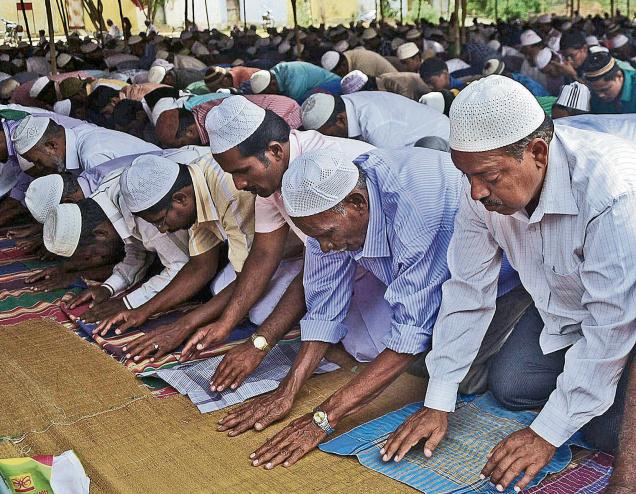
[[55, 0, 70, 38], [242, 0, 246, 29], [204, 0, 210, 28], [460, 0, 467, 45], [19, 0, 33, 45], [184, 0, 188, 27], [191, 0, 195, 26], [44, 0, 57, 74], [97, 0, 105, 47], [453, 0, 460, 56], [117, 0, 125, 38]]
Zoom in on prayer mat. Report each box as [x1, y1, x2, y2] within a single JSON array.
[[1, 326, 427, 494], [0, 319, 150, 442], [320, 393, 591, 494], [140, 341, 340, 413], [525, 451, 613, 494]]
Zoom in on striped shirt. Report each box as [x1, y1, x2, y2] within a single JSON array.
[[301, 148, 518, 355], [187, 155, 255, 272], [425, 126, 636, 447]]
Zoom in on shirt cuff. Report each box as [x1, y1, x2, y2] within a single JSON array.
[[383, 322, 432, 355], [530, 401, 580, 447], [424, 378, 460, 412], [300, 319, 348, 344], [122, 287, 150, 309], [102, 274, 128, 296]]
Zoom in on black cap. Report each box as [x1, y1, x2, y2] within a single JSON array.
[[582, 51, 618, 80]]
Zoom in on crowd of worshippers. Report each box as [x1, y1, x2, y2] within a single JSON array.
[[1, 10, 636, 494]]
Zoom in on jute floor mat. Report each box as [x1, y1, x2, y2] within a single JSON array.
[[1, 319, 425, 493]]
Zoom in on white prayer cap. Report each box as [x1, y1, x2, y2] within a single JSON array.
[[537, 14, 552, 24], [57, 52, 72, 67], [0, 78, 20, 100], [334, 40, 349, 53], [11, 115, 51, 155], [482, 58, 505, 76], [612, 33, 629, 49], [80, 41, 99, 53], [535, 47, 553, 70], [361, 27, 377, 40], [282, 149, 360, 218], [520, 29, 542, 46], [561, 21, 573, 31], [431, 41, 445, 54], [555, 81, 591, 112], [17, 155, 34, 172], [43, 203, 81, 257], [191, 41, 210, 56], [53, 98, 72, 116], [156, 49, 169, 59], [151, 97, 178, 126], [128, 35, 142, 45], [119, 155, 180, 213], [0, 54, 8, 62], [391, 37, 406, 52], [406, 29, 421, 41], [250, 70, 272, 94], [341, 70, 368, 94], [29, 76, 50, 98], [419, 91, 445, 114], [148, 65, 167, 84], [397, 42, 419, 60], [301, 93, 335, 130], [25, 174, 64, 223], [321, 51, 341, 71], [278, 41, 291, 54], [206, 95, 266, 154], [449, 75, 545, 153], [589, 45, 610, 53], [586, 35, 600, 46], [487, 39, 501, 51]]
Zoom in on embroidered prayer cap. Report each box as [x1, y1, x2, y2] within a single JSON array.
[[29, 76, 50, 98], [282, 149, 360, 217], [43, 203, 82, 257], [11, 115, 50, 155], [520, 29, 542, 46], [555, 81, 591, 112], [341, 70, 368, 94], [449, 75, 545, 152], [250, 70, 271, 94], [397, 42, 419, 60], [582, 51, 617, 81], [26, 174, 64, 223], [205, 95, 266, 154], [119, 154, 180, 213], [483, 58, 505, 76], [53, 99, 71, 116], [321, 51, 341, 71], [301, 93, 335, 130]]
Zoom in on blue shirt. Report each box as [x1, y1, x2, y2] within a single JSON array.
[[301, 148, 519, 355], [511, 72, 551, 97]]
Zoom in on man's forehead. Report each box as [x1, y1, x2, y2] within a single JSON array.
[[451, 150, 505, 173]]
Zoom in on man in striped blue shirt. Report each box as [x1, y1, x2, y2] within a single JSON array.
[[244, 147, 524, 470]]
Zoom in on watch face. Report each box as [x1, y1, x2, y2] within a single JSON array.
[[253, 335, 267, 350], [314, 410, 326, 422]]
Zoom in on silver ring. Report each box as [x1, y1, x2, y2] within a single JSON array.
[[153, 343, 160, 350]]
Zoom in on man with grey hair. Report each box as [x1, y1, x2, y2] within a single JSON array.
[[235, 146, 523, 470], [383, 75, 636, 493]]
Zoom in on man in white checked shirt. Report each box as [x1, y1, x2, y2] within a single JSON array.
[[382, 75, 636, 493]]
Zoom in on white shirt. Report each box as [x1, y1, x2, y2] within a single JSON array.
[[558, 113, 636, 142], [64, 124, 159, 172], [90, 167, 190, 309], [425, 126, 636, 447], [108, 24, 122, 39], [254, 130, 374, 243], [343, 91, 450, 147]]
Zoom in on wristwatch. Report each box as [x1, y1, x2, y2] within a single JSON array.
[[251, 333, 270, 352], [312, 408, 335, 435]]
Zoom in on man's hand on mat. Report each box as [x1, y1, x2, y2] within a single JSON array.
[[122, 324, 193, 362], [210, 340, 267, 392], [7, 224, 41, 238], [16, 237, 43, 253], [380, 407, 448, 462], [29, 270, 78, 292], [249, 413, 326, 469], [83, 299, 127, 324], [217, 389, 294, 436], [25, 266, 64, 284], [180, 321, 232, 361], [68, 286, 111, 310], [481, 427, 556, 493], [93, 308, 152, 336]]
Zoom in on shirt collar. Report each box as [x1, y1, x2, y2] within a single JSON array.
[[64, 127, 80, 170], [621, 69, 633, 103], [352, 156, 390, 260], [342, 96, 361, 138], [521, 132, 578, 224], [188, 159, 219, 225]]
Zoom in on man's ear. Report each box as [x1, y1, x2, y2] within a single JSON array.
[[172, 190, 190, 206], [44, 138, 58, 153], [267, 141, 285, 160], [336, 112, 347, 127], [529, 138, 549, 169], [344, 191, 368, 212]]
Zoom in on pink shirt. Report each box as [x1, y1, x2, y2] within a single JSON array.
[[255, 130, 375, 243]]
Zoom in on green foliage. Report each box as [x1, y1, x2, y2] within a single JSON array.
[[404, 1, 443, 23]]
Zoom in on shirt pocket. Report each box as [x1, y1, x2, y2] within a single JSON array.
[[544, 261, 587, 330]]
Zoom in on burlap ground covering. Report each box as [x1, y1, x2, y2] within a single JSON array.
[[0, 319, 151, 440], [1, 319, 424, 493]]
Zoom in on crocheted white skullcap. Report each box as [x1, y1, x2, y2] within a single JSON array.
[[321, 50, 341, 71], [119, 154, 180, 213], [301, 93, 335, 130], [26, 174, 64, 223], [11, 115, 50, 155], [205, 95, 266, 154], [250, 70, 272, 94], [449, 75, 545, 152], [282, 149, 360, 217], [43, 203, 82, 257]]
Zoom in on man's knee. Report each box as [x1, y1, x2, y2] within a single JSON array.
[[488, 356, 533, 410]]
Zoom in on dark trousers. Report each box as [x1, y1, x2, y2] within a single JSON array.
[[488, 306, 634, 453]]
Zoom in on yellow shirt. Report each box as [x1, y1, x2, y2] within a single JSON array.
[[187, 155, 255, 272]]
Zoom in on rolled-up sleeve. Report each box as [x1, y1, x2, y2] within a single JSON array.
[[530, 193, 636, 446], [300, 238, 357, 343]]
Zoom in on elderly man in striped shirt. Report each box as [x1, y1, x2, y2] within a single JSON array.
[[382, 75, 636, 493]]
